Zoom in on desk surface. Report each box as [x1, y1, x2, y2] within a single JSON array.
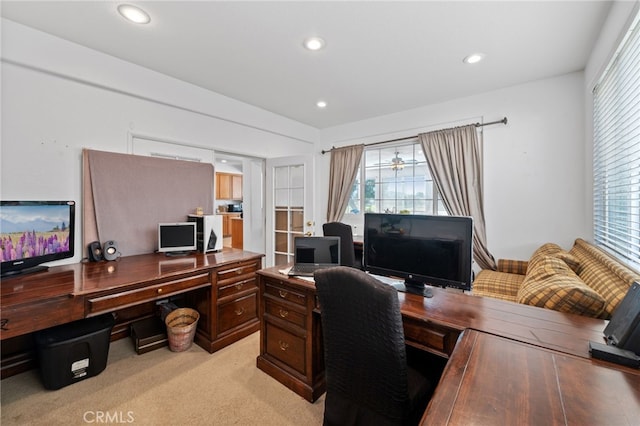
[[426, 329, 640, 425]]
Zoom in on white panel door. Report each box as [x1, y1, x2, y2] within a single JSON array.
[[265, 155, 315, 267]]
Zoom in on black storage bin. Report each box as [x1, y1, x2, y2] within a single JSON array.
[[34, 313, 115, 390]]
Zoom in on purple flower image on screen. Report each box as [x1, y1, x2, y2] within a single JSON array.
[[1, 230, 70, 262]]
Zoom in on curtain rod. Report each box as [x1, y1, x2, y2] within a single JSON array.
[[321, 116, 507, 154]]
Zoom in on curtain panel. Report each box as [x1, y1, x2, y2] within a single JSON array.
[[82, 149, 214, 257], [326, 144, 364, 222], [418, 125, 497, 271]]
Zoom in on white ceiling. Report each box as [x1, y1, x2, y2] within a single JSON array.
[[1, 1, 611, 129]]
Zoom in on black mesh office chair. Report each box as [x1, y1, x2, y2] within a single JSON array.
[[322, 222, 360, 269], [314, 267, 440, 426]]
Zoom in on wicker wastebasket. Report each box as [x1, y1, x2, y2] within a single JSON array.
[[165, 308, 200, 352]]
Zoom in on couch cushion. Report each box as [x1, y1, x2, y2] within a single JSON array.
[[517, 255, 605, 317], [528, 243, 581, 274], [472, 269, 523, 302], [570, 238, 640, 317]]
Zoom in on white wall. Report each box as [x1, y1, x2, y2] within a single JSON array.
[[318, 72, 588, 261], [3, 1, 637, 266], [1, 19, 319, 266]]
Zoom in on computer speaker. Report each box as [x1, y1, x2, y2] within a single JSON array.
[[103, 240, 120, 261], [87, 241, 103, 262]]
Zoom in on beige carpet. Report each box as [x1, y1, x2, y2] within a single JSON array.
[[1, 332, 325, 425]]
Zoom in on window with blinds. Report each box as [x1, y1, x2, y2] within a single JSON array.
[[593, 10, 640, 271]]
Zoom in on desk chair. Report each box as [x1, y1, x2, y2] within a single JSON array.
[[322, 222, 360, 269], [314, 267, 439, 426]]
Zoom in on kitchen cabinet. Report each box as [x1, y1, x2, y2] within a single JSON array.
[[231, 217, 243, 249], [216, 173, 242, 200], [221, 213, 241, 237]]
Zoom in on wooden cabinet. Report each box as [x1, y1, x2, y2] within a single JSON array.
[[220, 213, 241, 237], [216, 172, 242, 200], [232, 175, 243, 199], [206, 257, 262, 352], [231, 218, 243, 249], [257, 274, 325, 402]]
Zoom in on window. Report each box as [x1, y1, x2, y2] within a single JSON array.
[[593, 11, 640, 271], [346, 143, 446, 217]]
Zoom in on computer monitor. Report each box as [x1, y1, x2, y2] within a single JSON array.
[[158, 222, 197, 255], [364, 213, 473, 296]]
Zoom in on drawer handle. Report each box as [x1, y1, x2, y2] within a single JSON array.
[[278, 340, 289, 351], [235, 283, 244, 290], [157, 288, 163, 294], [234, 307, 245, 316], [278, 309, 289, 318], [278, 290, 288, 298]]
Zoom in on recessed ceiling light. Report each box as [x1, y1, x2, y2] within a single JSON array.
[[117, 4, 151, 24], [304, 37, 326, 51], [316, 100, 327, 108], [463, 53, 485, 64]]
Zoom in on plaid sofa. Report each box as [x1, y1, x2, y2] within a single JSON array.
[[472, 238, 640, 319]]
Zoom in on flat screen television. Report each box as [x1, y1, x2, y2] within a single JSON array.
[[158, 222, 197, 255], [1, 200, 76, 278], [364, 213, 473, 297]]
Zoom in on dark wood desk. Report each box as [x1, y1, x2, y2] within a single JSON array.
[[427, 330, 640, 425], [1, 249, 264, 378], [255, 266, 640, 424]]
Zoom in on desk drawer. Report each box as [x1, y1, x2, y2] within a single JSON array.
[[1, 296, 85, 340], [216, 259, 261, 284], [264, 281, 307, 306], [218, 276, 257, 299], [265, 298, 306, 328], [265, 321, 306, 375], [217, 293, 257, 334], [403, 319, 460, 357], [87, 273, 210, 316]]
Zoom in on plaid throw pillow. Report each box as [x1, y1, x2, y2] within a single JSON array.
[[518, 255, 605, 317], [528, 243, 581, 274]]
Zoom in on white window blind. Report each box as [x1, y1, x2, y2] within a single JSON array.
[[593, 10, 640, 271]]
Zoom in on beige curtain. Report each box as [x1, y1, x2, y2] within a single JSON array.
[[419, 125, 497, 271], [82, 149, 214, 257], [326, 144, 364, 222]]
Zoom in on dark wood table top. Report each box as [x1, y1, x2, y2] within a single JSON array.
[[425, 329, 640, 425], [1, 248, 263, 302]]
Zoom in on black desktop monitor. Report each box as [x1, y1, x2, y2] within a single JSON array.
[[364, 213, 473, 296]]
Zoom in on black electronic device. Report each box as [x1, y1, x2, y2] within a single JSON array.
[[87, 241, 103, 262], [102, 241, 120, 261], [1, 200, 76, 278], [603, 281, 640, 354], [589, 282, 640, 368], [589, 341, 640, 368], [364, 213, 474, 296]]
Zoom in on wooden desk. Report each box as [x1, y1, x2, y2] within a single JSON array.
[[255, 265, 640, 424], [427, 330, 640, 425], [1, 249, 264, 378]]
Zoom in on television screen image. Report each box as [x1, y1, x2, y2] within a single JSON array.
[[364, 213, 473, 295], [1, 201, 76, 277]]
